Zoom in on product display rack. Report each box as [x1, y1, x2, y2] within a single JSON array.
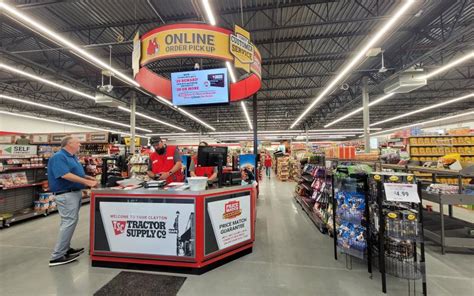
[[332, 167, 371, 265], [277, 156, 290, 181], [294, 155, 332, 234], [409, 135, 474, 164], [367, 172, 427, 295]]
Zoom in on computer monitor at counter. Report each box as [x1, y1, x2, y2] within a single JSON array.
[[197, 146, 228, 187]]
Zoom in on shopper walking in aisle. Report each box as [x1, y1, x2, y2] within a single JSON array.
[[264, 153, 272, 179], [147, 136, 184, 184], [48, 136, 98, 267]]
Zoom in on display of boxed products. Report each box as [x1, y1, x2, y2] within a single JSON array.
[[0, 172, 28, 187]]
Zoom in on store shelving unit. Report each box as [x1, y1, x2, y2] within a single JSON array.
[[277, 156, 290, 181], [421, 191, 474, 254], [409, 135, 474, 164], [294, 156, 331, 234]]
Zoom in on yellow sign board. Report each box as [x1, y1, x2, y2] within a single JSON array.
[[230, 25, 254, 73]]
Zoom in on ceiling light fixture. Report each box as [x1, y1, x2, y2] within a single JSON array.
[[371, 93, 474, 126], [369, 110, 474, 137], [202, 0, 217, 25], [0, 94, 152, 132], [156, 95, 175, 107], [0, 63, 96, 100], [290, 0, 415, 129], [226, 61, 237, 83], [324, 93, 396, 127], [0, 110, 149, 138], [425, 51, 474, 79], [0, 3, 139, 87], [176, 107, 216, 131], [117, 106, 186, 132], [241, 101, 253, 130], [324, 52, 474, 128]]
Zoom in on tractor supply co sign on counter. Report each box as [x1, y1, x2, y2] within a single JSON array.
[[0, 145, 37, 156], [97, 199, 195, 258]]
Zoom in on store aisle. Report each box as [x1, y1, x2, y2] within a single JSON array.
[[0, 174, 473, 295]]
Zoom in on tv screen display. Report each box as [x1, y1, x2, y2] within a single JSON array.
[[171, 68, 229, 106]]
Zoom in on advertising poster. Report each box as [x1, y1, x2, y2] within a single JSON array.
[[239, 154, 256, 184], [171, 68, 229, 106], [205, 193, 251, 255], [95, 199, 195, 258]]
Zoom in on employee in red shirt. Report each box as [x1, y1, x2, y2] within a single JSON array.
[[264, 153, 272, 179], [147, 136, 184, 184], [189, 142, 218, 181]]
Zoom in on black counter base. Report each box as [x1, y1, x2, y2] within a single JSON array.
[[91, 247, 253, 275]]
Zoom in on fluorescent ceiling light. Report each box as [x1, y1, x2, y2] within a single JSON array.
[[0, 3, 139, 87], [117, 106, 186, 132], [323, 52, 473, 128], [177, 107, 216, 131], [0, 63, 95, 100], [0, 110, 149, 139], [369, 110, 474, 137], [226, 61, 237, 83], [0, 94, 152, 132], [202, 0, 216, 25], [324, 93, 395, 127], [371, 93, 474, 126], [156, 96, 175, 107], [241, 101, 253, 130], [425, 51, 474, 79], [290, 0, 415, 129]]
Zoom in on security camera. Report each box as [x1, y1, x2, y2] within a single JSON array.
[[99, 84, 114, 93]]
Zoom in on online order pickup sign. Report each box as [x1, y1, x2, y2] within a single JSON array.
[[171, 68, 229, 106]]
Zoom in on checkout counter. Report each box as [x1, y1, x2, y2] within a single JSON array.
[[89, 184, 257, 271]]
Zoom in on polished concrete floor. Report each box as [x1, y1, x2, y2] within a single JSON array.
[[0, 173, 473, 295]]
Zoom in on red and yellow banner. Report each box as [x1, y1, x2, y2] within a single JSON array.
[[134, 23, 262, 101]]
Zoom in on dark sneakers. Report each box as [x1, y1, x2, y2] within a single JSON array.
[[67, 247, 85, 256], [49, 253, 80, 267]]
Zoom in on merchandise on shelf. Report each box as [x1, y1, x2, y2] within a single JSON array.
[[277, 156, 290, 181], [0, 172, 28, 187], [368, 172, 425, 282], [334, 169, 368, 259], [426, 183, 460, 195], [128, 154, 150, 180]]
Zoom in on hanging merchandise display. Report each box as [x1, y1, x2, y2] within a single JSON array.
[[368, 172, 427, 295], [333, 166, 370, 260]]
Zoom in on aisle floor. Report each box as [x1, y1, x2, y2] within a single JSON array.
[[0, 173, 473, 295]]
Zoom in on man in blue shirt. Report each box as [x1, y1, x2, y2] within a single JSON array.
[[48, 136, 98, 267]]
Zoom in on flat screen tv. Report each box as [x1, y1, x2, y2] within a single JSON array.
[[171, 68, 229, 106]]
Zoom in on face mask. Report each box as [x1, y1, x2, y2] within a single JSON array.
[[156, 147, 166, 155]]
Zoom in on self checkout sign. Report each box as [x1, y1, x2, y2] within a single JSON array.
[[384, 183, 420, 203]]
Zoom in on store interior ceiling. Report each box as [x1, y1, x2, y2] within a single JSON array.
[[0, 0, 473, 141]]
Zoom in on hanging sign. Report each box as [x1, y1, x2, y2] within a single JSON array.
[[230, 25, 253, 73], [0, 145, 37, 156], [384, 183, 420, 203], [133, 23, 262, 102], [132, 32, 141, 78]]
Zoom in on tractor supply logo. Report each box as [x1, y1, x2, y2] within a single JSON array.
[[112, 220, 126, 235], [146, 37, 160, 56], [111, 219, 167, 239], [230, 25, 254, 73], [223, 200, 242, 219]]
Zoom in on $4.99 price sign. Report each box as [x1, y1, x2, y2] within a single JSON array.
[[383, 183, 420, 203]]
